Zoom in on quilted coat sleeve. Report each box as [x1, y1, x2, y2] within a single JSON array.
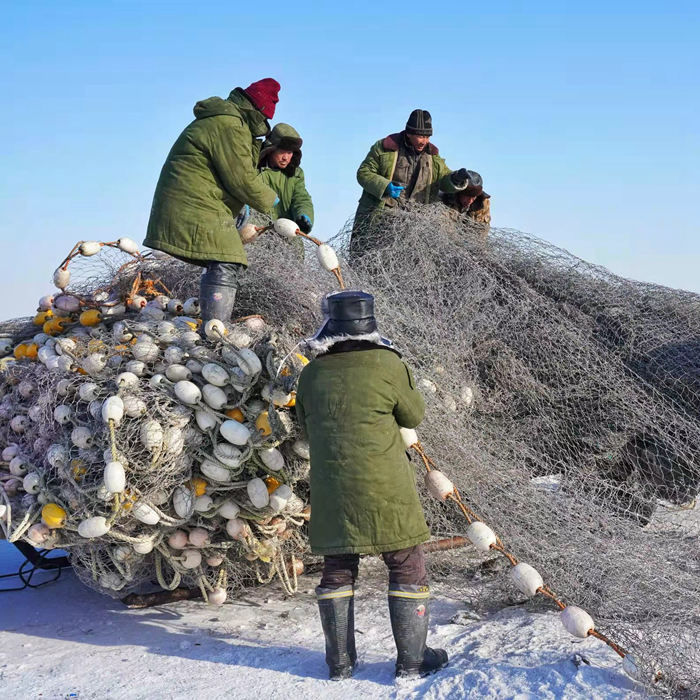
[[392, 358, 425, 429], [356, 140, 392, 200], [205, 116, 278, 212], [290, 168, 314, 224]]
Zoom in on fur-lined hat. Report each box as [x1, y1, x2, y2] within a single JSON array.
[[306, 291, 393, 353], [258, 123, 303, 176]]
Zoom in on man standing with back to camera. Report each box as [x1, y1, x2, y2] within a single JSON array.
[[296, 290, 449, 681]]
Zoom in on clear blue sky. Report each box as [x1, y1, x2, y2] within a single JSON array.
[[1, 1, 698, 320]]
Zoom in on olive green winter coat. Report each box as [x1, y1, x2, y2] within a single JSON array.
[[144, 89, 278, 265], [258, 123, 314, 226], [295, 346, 429, 555], [354, 131, 461, 228]]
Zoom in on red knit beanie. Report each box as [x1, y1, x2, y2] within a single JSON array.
[[243, 78, 281, 119]]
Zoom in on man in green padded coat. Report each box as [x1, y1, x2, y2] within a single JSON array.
[[144, 78, 281, 323], [258, 123, 314, 234], [295, 291, 448, 681], [351, 109, 473, 255]]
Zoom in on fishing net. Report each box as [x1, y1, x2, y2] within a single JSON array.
[[0, 206, 698, 696]]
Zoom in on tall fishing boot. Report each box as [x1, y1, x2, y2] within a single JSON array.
[[199, 262, 242, 325], [316, 585, 357, 680], [388, 585, 448, 678], [199, 282, 237, 324]]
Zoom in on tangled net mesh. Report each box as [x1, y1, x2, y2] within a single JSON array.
[[1, 206, 698, 696]]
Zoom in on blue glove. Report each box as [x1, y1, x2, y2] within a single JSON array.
[[296, 215, 312, 233], [273, 196, 280, 206], [235, 204, 250, 229], [385, 182, 405, 199]]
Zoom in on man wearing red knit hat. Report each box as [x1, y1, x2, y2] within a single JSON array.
[[145, 78, 282, 323]]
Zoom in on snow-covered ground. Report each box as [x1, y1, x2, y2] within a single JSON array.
[[0, 541, 646, 699]]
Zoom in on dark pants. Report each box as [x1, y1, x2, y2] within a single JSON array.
[[320, 545, 427, 589]]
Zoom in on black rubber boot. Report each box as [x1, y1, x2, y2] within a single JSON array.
[[388, 584, 448, 678], [316, 586, 357, 680], [199, 282, 237, 323], [199, 262, 243, 323]]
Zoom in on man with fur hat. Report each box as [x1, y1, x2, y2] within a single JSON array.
[[351, 109, 473, 254], [440, 169, 492, 238], [258, 123, 314, 234], [144, 78, 281, 323], [295, 291, 448, 681]]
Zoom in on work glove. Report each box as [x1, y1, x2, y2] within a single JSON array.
[[235, 204, 250, 229], [385, 182, 405, 199], [296, 215, 312, 233]]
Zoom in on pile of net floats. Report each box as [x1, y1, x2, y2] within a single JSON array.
[[0, 222, 344, 604]]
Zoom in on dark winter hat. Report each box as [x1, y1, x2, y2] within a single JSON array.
[[243, 78, 281, 119], [406, 109, 433, 136], [461, 170, 484, 197], [308, 291, 393, 349]]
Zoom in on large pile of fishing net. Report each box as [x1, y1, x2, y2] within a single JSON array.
[[1, 207, 698, 696]]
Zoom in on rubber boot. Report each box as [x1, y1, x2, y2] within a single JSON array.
[[388, 584, 448, 678], [316, 586, 357, 680], [199, 282, 237, 324]]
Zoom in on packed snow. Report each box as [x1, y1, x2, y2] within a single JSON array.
[[0, 541, 647, 699]]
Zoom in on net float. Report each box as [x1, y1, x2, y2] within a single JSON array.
[[174, 380, 201, 405], [226, 517, 247, 541], [510, 563, 544, 597], [101, 395, 124, 424], [78, 516, 110, 538], [466, 521, 498, 552], [247, 477, 269, 509], [122, 395, 147, 417], [104, 461, 126, 493], [181, 549, 202, 569], [560, 606, 595, 638], [117, 236, 140, 254], [41, 503, 67, 529], [188, 528, 210, 547], [71, 426, 94, 449], [53, 404, 73, 425], [425, 470, 454, 500], [200, 458, 232, 483], [207, 587, 227, 605], [202, 384, 227, 410], [218, 500, 240, 520], [260, 447, 285, 471], [132, 502, 160, 525], [22, 472, 41, 494], [27, 522, 51, 544], [220, 419, 251, 446], [53, 267, 71, 289], [400, 428, 419, 449], [173, 485, 195, 518], [272, 218, 299, 239], [140, 420, 164, 450], [213, 442, 242, 468], [201, 363, 229, 386], [316, 243, 339, 273], [168, 530, 188, 549], [183, 298, 200, 316], [165, 364, 192, 382], [269, 484, 293, 512]]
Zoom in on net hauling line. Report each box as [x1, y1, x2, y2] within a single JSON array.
[[401, 427, 657, 685]]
